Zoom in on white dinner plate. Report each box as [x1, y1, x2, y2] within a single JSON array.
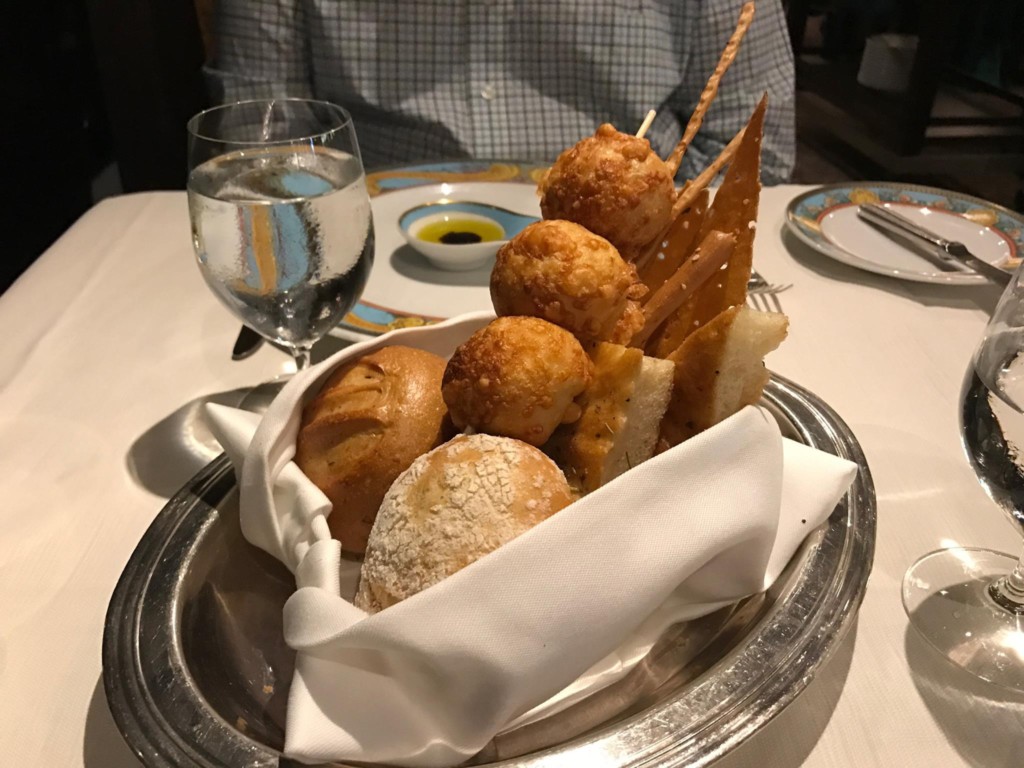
[[335, 161, 543, 335], [784, 182, 1024, 285]]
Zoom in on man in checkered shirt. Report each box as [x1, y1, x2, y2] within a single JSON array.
[[206, 0, 795, 183]]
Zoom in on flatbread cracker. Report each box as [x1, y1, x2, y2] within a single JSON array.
[[637, 189, 709, 295], [644, 95, 767, 357], [695, 94, 766, 309], [633, 230, 735, 349]]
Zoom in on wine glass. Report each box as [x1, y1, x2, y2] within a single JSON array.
[[187, 99, 374, 371], [903, 267, 1024, 692]]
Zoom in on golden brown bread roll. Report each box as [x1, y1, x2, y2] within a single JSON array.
[[355, 434, 575, 613], [295, 345, 448, 554], [490, 220, 646, 345], [537, 124, 675, 261], [441, 316, 593, 446]]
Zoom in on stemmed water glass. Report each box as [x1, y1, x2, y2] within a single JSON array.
[[186, 99, 374, 371], [903, 266, 1024, 692]]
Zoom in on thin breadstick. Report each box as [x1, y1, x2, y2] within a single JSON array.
[[666, 2, 756, 174], [672, 125, 746, 218], [635, 109, 657, 139], [631, 230, 736, 348]]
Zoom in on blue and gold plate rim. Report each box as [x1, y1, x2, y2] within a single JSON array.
[[785, 181, 1024, 266], [340, 160, 544, 335]]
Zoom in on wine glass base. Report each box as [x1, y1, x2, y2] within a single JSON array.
[[903, 547, 1024, 693]]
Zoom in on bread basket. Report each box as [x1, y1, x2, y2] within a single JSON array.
[[102, 366, 874, 767]]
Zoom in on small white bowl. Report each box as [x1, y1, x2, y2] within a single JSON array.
[[399, 201, 538, 271]]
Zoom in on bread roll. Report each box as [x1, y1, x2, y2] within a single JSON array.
[[442, 316, 592, 446], [355, 434, 574, 613], [490, 220, 646, 344], [295, 345, 448, 554], [536, 127, 675, 262]]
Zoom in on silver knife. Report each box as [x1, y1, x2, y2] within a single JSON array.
[[231, 325, 264, 360], [857, 203, 1010, 284]]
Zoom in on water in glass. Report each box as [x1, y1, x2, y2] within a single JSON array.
[[188, 145, 373, 351], [902, 267, 1024, 693]]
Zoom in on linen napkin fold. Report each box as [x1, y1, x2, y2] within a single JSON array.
[[205, 311, 857, 768]]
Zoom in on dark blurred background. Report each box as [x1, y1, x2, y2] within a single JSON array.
[[3, 1, 115, 294], [3, 0, 1023, 294], [791, 0, 1024, 204]]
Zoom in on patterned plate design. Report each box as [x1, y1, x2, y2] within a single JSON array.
[[785, 182, 1024, 286]]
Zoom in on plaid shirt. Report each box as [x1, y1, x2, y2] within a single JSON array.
[[206, 0, 795, 183]]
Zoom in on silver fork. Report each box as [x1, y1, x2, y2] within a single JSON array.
[[747, 270, 791, 313]]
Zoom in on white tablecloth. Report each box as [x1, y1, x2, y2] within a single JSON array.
[[2, 188, 1022, 767]]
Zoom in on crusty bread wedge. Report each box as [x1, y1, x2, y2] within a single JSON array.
[[545, 343, 674, 493], [659, 306, 788, 449]]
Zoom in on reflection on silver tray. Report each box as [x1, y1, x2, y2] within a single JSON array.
[[103, 374, 876, 768]]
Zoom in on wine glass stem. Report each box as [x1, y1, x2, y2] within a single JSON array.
[[292, 346, 313, 372], [990, 547, 1024, 614]]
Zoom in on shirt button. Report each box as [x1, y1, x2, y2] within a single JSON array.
[[480, 83, 496, 101]]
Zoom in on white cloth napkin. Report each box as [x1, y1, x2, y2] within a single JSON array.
[[205, 311, 857, 768]]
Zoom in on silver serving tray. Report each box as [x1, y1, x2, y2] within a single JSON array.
[[103, 374, 875, 768]]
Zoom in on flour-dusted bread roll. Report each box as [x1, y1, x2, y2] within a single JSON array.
[[355, 434, 575, 613], [295, 345, 449, 555]]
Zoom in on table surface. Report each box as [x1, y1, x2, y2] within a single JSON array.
[[2, 186, 1024, 767]]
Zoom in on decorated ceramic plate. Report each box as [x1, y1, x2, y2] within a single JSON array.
[[785, 182, 1024, 285], [337, 161, 544, 335]]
